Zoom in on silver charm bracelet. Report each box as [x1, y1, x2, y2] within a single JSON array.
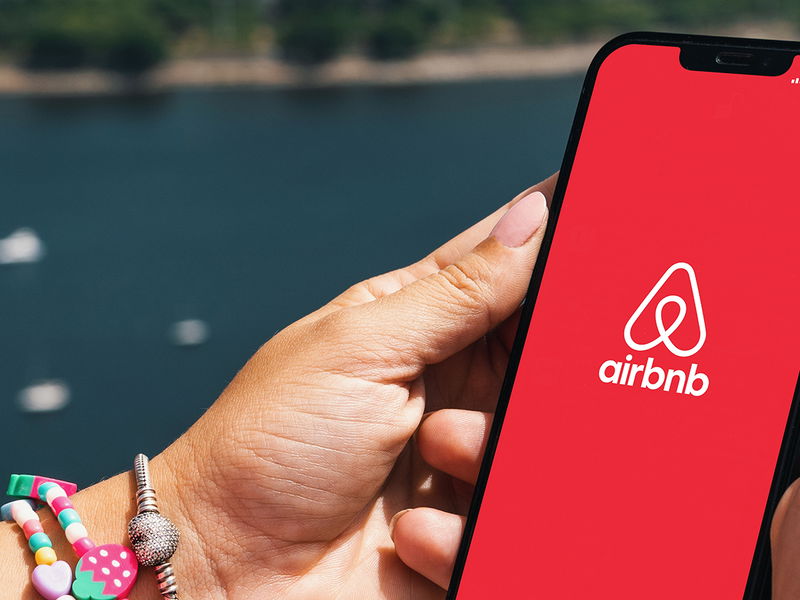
[[127, 454, 181, 599]]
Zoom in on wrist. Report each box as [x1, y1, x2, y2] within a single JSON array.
[[0, 444, 225, 599], [50, 449, 223, 599], [147, 441, 224, 599], [68, 469, 216, 599]]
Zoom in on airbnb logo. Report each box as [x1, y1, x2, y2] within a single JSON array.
[[598, 262, 710, 397], [623, 262, 706, 357]]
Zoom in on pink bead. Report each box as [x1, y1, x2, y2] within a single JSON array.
[[22, 519, 44, 539], [50, 496, 73, 516], [72, 537, 95, 557]]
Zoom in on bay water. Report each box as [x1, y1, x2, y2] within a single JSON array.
[[0, 75, 582, 487]]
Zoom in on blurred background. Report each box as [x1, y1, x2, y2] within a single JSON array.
[[0, 0, 797, 490]]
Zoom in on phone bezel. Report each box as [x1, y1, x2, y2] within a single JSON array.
[[446, 31, 800, 599]]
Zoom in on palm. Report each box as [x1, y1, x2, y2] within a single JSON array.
[[293, 321, 514, 599]]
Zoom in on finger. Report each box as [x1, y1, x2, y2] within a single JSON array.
[[421, 173, 558, 275], [772, 479, 799, 541], [341, 189, 548, 378], [417, 409, 492, 485], [302, 174, 558, 322], [391, 507, 465, 590], [771, 479, 800, 599]]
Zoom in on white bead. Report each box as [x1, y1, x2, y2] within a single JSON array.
[[56, 596, 76, 600], [11, 501, 37, 526], [45, 486, 68, 504], [64, 522, 89, 544]]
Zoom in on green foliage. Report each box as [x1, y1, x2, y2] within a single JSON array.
[[149, 0, 213, 34], [0, 0, 262, 72], [7, 0, 168, 73], [510, 0, 659, 42], [104, 17, 168, 74], [23, 24, 93, 69], [654, 0, 781, 26], [0, 0, 796, 71], [449, 3, 507, 43], [366, 10, 431, 59], [276, 9, 355, 63], [272, 0, 447, 63]]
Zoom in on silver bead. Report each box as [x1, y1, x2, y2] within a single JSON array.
[[129, 454, 182, 598], [128, 511, 180, 567]]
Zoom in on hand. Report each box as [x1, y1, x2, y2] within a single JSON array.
[[771, 479, 800, 598], [13, 175, 554, 599], [162, 175, 555, 598]]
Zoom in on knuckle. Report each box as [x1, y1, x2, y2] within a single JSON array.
[[437, 256, 493, 310], [319, 305, 359, 335]]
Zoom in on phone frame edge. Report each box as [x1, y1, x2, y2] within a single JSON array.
[[445, 30, 800, 599]]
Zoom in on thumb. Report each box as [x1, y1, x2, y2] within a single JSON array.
[[352, 189, 548, 374]]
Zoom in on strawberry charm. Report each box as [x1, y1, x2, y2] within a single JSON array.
[[72, 544, 138, 600]]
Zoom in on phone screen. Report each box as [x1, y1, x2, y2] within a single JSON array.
[[453, 43, 800, 598]]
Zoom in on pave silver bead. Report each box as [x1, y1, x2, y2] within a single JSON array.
[[128, 511, 180, 567], [129, 453, 181, 598]]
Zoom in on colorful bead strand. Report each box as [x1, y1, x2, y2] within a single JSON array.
[[37, 482, 97, 559], [37, 482, 139, 600], [6, 499, 75, 600]]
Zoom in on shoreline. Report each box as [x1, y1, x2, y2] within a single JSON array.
[[0, 20, 796, 97], [0, 42, 604, 96]]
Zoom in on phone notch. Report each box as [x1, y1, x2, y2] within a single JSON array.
[[680, 44, 794, 76]]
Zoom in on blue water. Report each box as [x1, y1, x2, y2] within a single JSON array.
[[0, 76, 582, 488]]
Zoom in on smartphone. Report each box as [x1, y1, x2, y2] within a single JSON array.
[[447, 33, 800, 599]]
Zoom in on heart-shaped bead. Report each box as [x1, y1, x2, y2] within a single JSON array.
[[32, 560, 73, 600]]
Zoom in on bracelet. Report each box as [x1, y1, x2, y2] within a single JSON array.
[[6, 474, 139, 600], [127, 454, 180, 600], [37, 482, 139, 600], [5, 459, 183, 600], [6, 498, 75, 600]]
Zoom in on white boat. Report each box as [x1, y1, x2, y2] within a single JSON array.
[[168, 318, 210, 347], [17, 380, 71, 413], [0, 228, 45, 264]]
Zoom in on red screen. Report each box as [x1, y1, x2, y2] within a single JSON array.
[[456, 44, 800, 598]]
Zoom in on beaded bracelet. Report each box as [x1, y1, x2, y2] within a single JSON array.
[[7, 475, 139, 600], [37, 482, 139, 600], [7, 499, 75, 600]]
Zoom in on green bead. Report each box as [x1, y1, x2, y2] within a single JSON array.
[[28, 532, 52, 552], [37, 482, 57, 502], [57, 508, 81, 529]]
